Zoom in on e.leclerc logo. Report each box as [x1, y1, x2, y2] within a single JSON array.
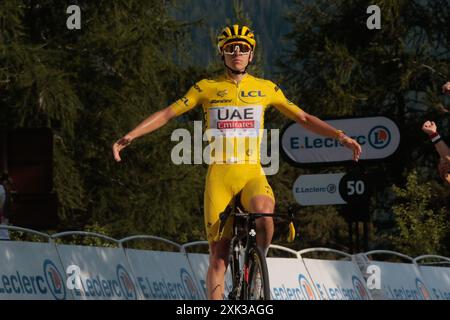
[[368, 126, 391, 149], [415, 278, 431, 300], [327, 183, 336, 193], [352, 276, 370, 300], [116, 264, 137, 300], [298, 274, 317, 300], [43, 259, 66, 300], [180, 268, 200, 299]]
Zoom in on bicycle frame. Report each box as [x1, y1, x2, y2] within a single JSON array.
[[227, 212, 273, 300], [219, 200, 295, 300]]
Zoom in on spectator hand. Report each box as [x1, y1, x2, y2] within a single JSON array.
[[438, 156, 450, 185], [442, 82, 450, 96], [422, 121, 438, 136]]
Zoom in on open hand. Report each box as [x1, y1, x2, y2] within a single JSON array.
[[341, 136, 362, 162], [112, 135, 134, 162]]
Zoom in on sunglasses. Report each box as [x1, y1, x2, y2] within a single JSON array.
[[223, 42, 252, 55]]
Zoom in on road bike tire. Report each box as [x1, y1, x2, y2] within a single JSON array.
[[246, 246, 271, 300]]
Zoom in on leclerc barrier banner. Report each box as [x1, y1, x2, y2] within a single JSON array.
[[416, 266, 450, 300], [2, 233, 450, 301], [124, 249, 205, 300], [366, 261, 432, 300], [56, 244, 141, 300], [301, 253, 372, 300], [184, 252, 233, 299], [267, 257, 320, 300], [0, 241, 70, 300]]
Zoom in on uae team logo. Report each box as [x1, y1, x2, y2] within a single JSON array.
[[43, 259, 66, 300]]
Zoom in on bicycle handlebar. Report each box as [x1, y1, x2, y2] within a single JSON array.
[[220, 211, 294, 221]]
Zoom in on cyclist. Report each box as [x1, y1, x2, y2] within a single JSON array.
[[112, 24, 362, 300]]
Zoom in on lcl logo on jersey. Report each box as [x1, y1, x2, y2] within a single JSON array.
[[241, 90, 266, 98], [239, 90, 266, 104]]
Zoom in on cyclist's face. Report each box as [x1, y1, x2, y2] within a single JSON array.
[[223, 42, 253, 71]]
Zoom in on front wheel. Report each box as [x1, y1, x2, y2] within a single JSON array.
[[245, 247, 270, 300]]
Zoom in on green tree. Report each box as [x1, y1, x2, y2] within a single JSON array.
[[277, 0, 450, 252], [391, 170, 449, 256], [0, 0, 209, 243]]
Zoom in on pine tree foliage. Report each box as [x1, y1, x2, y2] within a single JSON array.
[[1, 0, 208, 242], [391, 170, 449, 256], [277, 0, 450, 254]]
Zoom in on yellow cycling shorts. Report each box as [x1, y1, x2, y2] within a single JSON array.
[[204, 163, 275, 243]]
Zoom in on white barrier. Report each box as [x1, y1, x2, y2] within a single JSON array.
[[299, 248, 372, 300], [182, 241, 233, 298], [0, 227, 69, 300], [125, 249, 204, 300], [56, 244, 140, 300], [414, 255, 450, 300], [1, 226, 450, 301], [361, 251, 432, 300], [0, 242, 69, 300], [121, 237, 205, 300], [267, 245, 320, 300], [52, 232, 140, 300]]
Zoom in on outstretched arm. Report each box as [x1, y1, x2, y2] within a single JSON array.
[[112, 106, 177, 162], [295, 110, 362, 161], [113, 81, 204, 162], [269, 82, 361, 161]]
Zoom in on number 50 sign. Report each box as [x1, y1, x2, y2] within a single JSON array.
[[292, 172, 370, 206]]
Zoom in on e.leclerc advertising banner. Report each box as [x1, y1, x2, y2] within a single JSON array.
[[0, 241, 70, 300], [292, 173, 346, 206], [281, 116, 400, 164]]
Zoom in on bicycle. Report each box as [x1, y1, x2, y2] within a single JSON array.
[[218, 195, 296, 300]]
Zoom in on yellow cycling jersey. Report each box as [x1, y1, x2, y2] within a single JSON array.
[[169, 73, 303, 163]]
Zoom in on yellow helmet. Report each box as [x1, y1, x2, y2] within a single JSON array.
[[217, 24, 256, 53]]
